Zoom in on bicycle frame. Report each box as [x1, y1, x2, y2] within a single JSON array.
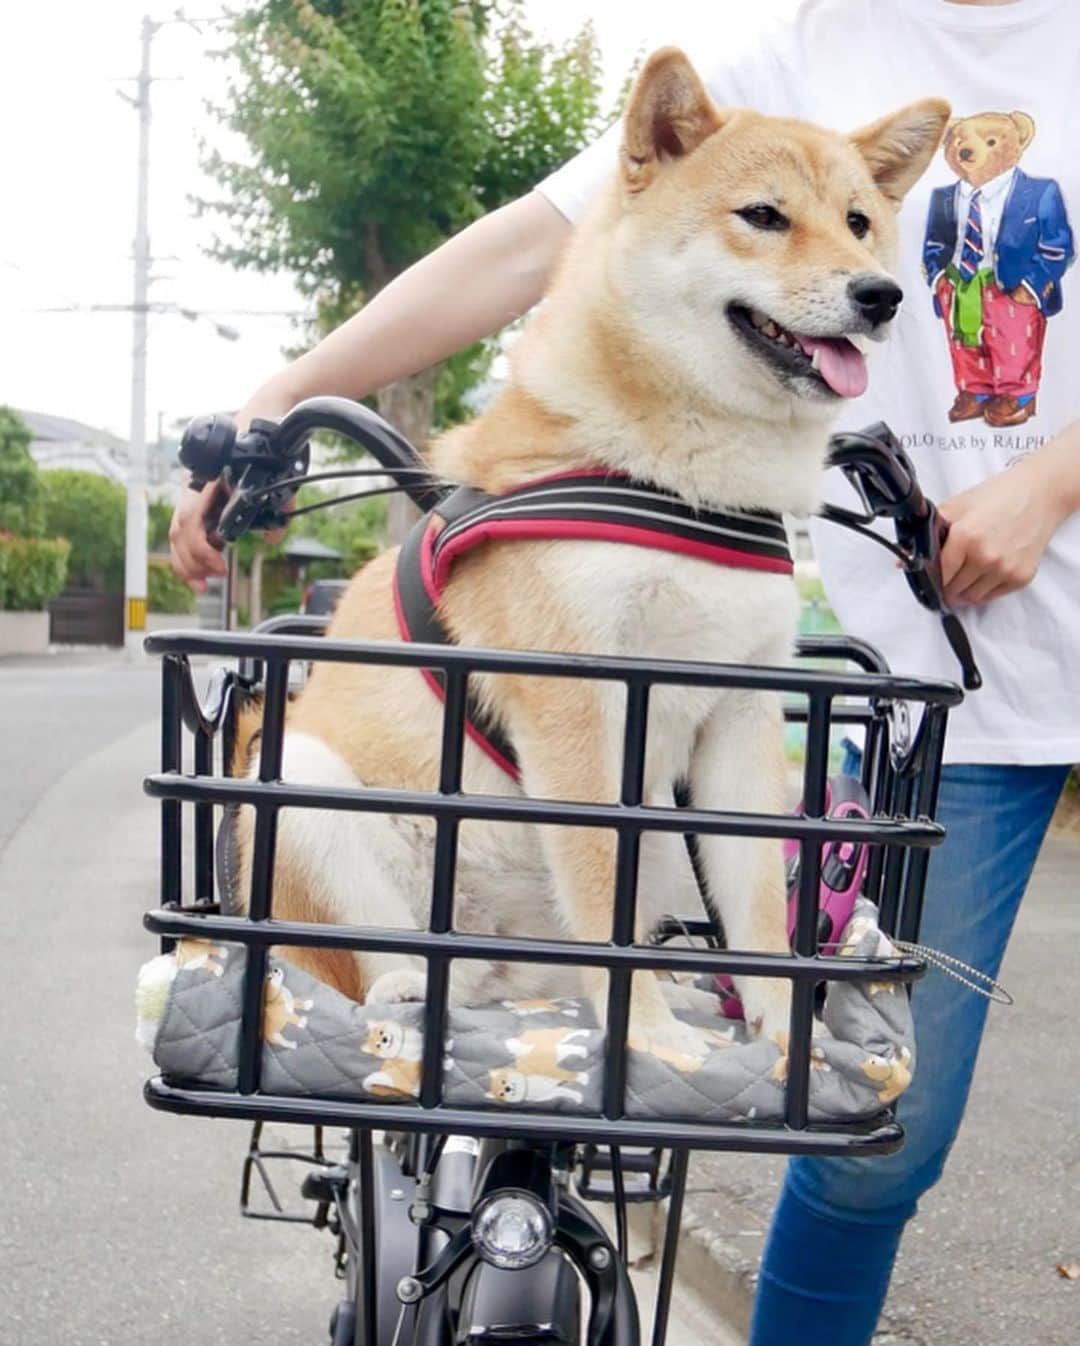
[[141, 625, 960, 1346]]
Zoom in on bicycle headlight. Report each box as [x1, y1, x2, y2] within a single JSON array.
[[471, 1189, 554, 1270]]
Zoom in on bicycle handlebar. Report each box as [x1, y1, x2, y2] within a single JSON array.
[[178, 396, 446, 543], [178, 403, 981, 690]]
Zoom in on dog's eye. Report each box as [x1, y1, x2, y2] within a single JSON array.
[[735, 203, 789, 231], [986, 138, 997, 147], [847, 211, 871, 239]]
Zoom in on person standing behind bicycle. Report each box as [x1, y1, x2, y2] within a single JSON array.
[[171, 2, 1080, 1341]]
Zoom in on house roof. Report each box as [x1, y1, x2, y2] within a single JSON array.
[[17, 409, 128, 453], [283, 537, 344, 562]]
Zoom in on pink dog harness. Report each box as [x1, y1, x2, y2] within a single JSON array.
[[393, 469, 793, 780]]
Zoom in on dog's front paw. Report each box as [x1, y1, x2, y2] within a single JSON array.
[[626, 999, 711, 1067], [366, 969, 428, 1006], [738, 977, 792, 1044]]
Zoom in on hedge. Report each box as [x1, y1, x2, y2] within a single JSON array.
[[0, 535, 70, 611], [148, 558, 196, 614], [39, 470, 125, 589]]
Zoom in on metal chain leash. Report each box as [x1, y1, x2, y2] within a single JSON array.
[[888, 940, 1013, 1006]]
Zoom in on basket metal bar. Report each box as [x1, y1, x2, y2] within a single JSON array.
[[193, 727, 214, 904], [144, 1077, 909, 1155], [603, 680, 650, 1120], [420, 670, 467, 1109], [356, 1129, 378, 1346], [144, 773, 946, 846], [237, 657, 290, 1096], [650, 1149, 690, 1346], [160, 656, 184, 910], [861, 714, 891, 907], [144, 908, 926, 983], [145, 629, 962, 706], [898, 704, 949, 946], [786, 693, 832, 1130], [878, 771, 915, 937]]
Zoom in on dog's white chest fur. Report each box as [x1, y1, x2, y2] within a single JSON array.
[[545, 539, 799, 773], [549, 539, 798, 663]]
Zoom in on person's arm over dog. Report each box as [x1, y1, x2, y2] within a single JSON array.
[[169, 191, 571, 586]]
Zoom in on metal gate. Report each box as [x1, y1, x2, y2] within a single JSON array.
[[48, 588, 124, 645]]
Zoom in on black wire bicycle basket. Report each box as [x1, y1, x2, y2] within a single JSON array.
[[142, 620, 960, 1157]]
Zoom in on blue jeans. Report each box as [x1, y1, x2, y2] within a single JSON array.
[[749, 761, 1070, 1346]]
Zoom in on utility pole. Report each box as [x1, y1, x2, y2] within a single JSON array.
[[122, 14, 156, 655]]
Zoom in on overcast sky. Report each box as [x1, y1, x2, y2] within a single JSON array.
[[2, 1, 798, 443]]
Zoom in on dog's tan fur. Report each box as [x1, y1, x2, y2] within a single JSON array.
[[233, 51, 947, 1053]]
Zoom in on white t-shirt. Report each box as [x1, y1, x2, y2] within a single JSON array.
[[537, 0, 1080, 765]]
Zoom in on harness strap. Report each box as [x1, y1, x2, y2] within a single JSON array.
[[393, 470, 793, 782], [393, 507, 522, 779], [431, 472, 793, 585]]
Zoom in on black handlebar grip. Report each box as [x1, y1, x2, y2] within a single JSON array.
[[178, 413, 237, 487]]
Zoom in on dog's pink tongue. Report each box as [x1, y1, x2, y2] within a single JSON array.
[[795, 335, 868, 399]]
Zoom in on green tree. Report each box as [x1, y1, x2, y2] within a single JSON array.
[[147, 499, 174, 554], [200, 0, 605, 451], [0, 537, 70, 611], [40, 470, 126, 589], [234, 486, 385, 623], [147, 557, 197, 614], [0, 406, 45, 538], [294, 488, 386, 574]]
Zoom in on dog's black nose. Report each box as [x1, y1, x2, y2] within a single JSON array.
[[849, 275, 903, 327]]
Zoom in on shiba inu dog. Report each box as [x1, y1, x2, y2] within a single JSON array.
[[234, 50, 948, 1058]]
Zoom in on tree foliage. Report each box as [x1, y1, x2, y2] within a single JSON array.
[[0, 406, 45, 538], [40, 470, 127, 590], [294, 488, 386, 573], [235, 487, 386, 583], [0, 536, 70, 611], [200, 0, 606, 433], [148, 557, 197, 614], [203, 1, 603, 292], [147, 499, 174, 554]]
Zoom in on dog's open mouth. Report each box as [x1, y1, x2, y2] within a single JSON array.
[[727, 305, 868, 400]]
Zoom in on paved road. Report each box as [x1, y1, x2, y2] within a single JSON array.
[[0, 653, 718, 1346], [0, 654, 357, 1344], [683, 830, 1080, 1346]]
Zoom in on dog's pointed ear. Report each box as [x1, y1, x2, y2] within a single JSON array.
[[850, 98, 952, 205], [621, 48, 724, 194]]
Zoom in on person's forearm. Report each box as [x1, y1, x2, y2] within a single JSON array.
[[242, 191, 571, 423], [1028, 418, 1080, 517]]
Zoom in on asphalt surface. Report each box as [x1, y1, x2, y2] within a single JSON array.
[[682, 831, 1080, 1346], [0, 651, 720, 1346], [0, 652, 364, 1344]]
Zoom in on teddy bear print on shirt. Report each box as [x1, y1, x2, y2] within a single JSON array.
[[923, 111, 1075, 428]]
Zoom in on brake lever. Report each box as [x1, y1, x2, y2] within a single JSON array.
[[824, 424, 983, 692], [179, 412, 311, 543], [215, 420, 311, 543]]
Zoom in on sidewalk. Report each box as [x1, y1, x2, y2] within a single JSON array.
[[666, 834, 1080, 1346]]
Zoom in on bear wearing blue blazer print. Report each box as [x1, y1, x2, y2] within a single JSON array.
[[922, 111, 1074, 429]]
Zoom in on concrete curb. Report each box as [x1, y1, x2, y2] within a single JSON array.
[[625, 1185, 756, 1346]]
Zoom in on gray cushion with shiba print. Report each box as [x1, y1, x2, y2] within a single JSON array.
[[141, 899, 914, 1122]]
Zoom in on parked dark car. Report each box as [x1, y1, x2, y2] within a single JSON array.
[[300, 578, 348, 617]]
